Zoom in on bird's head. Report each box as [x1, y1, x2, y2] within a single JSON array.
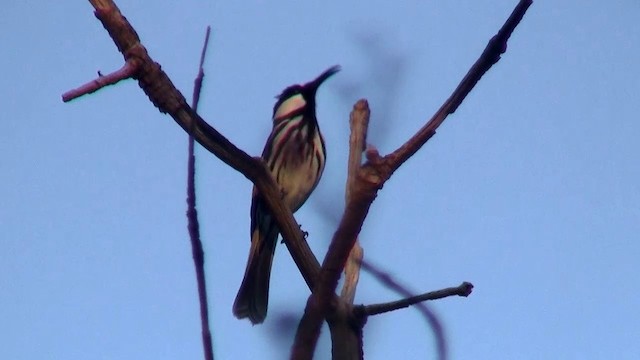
[[273, 65, 341, 120]]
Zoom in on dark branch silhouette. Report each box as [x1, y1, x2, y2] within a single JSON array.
[[357, 259, 450, 360], [186, 26, 214, 360], [362, 281, 474, 317], [385, 0, 534, 172], [62, 60, 138, 102]]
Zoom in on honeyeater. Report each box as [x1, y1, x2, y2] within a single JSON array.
[[233, 65, 340, 324]]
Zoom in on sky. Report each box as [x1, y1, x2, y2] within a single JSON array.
[[1, 1, 639, 359]]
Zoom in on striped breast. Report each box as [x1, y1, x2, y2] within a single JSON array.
[[264, 98, 326, 212]]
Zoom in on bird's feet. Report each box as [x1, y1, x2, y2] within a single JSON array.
[[299, 223, 309, 239], [280, 224, 308, 243]]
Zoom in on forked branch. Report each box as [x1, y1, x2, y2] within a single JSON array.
[[66, 0, 322, 292], [291, 1, 533, 359]]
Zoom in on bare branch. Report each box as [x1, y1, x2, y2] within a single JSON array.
[[310, 101, 371, 360], [384, 0, 534, 173], [362, 282, 474, 317], [358, 259, 450, 360], [292, 100, 379, 360], [345, 100, 370, 204], [68, 0, 322, 290], [61, 60, 139, 102], [186, 26, 214, 360], [340, 243, 363, 304], [340, 100, 370, 305], [191, 26, 211, 114]]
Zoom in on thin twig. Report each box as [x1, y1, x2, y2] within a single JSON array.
[[191, 27, 211, 113], [362, 281, 473, 316], [385, 0, 534, 172], [187, 26, 214, 360], [61, 60, 139, 102], [358, 259, 450, 360]]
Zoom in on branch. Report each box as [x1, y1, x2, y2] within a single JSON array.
[[345, 101, 370, 204], [339, 99, 370, 304], [186, 26, 214, 360], [67, 0, 321, 290], [291, 101, 377, 360], [385, 0, 534, 172], [61, 60, 138, 102], [359, 259, 451, 360], [339, 243, 363, 304], [322, 101, 371, 360], [362, 282, 473, 317], [191, 27, 211, 114], [291, 1, 533, 358]]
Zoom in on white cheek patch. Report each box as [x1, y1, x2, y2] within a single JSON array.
[[274, 94, 306, 119]]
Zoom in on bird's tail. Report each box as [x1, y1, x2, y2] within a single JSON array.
[[233, 214, 279, 324]]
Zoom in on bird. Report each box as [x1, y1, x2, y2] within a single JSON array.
[[233, 65, 340, 324]]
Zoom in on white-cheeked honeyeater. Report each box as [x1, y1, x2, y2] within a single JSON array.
[[233, 65, 341, 324]]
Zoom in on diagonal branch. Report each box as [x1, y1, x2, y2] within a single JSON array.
[[385, 0, 534, 173], [69, 0, 321, 290], [291, 1, 533, 359]]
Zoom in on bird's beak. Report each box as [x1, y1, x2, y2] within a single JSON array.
[[305, 65, 341, 97]]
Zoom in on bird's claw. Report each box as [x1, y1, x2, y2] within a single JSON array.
[[279, 226, 308, 244], [299, 224, 309, 239]]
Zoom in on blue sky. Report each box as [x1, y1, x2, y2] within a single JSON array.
[[2, 1, 639, 359]]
